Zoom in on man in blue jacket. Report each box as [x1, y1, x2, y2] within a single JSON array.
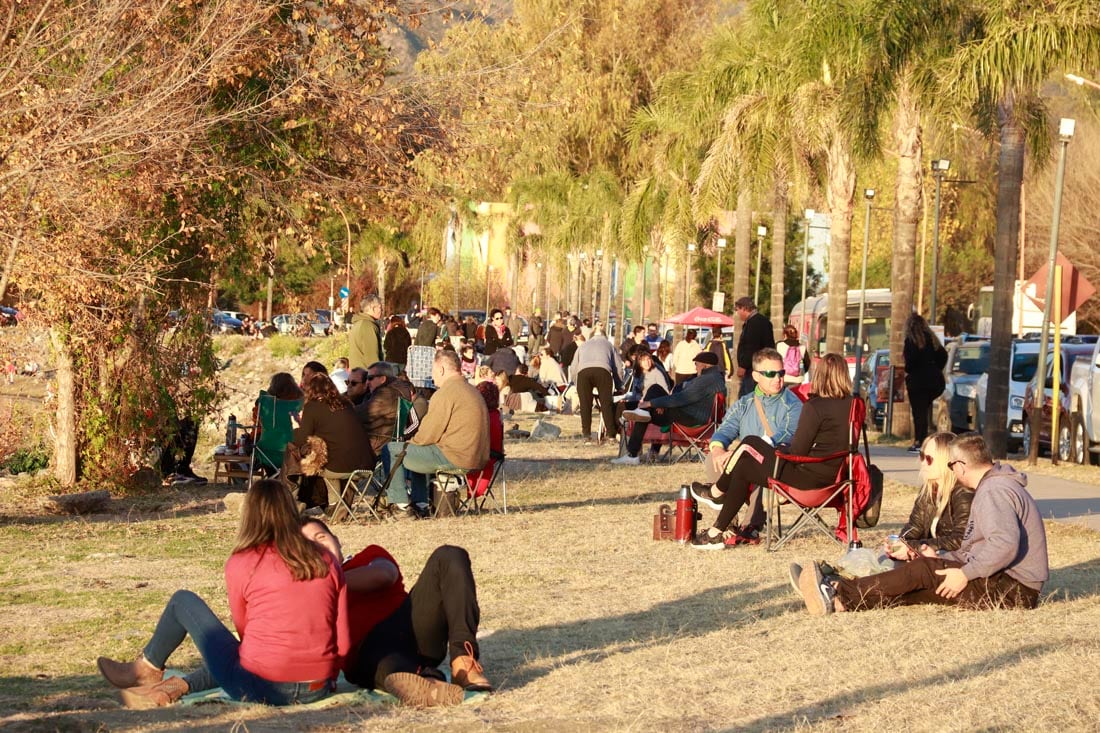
[[614, 351, 725, 463], [691, 348, 803, 544]]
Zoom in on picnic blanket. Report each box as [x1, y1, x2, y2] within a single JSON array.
[[174, 671, 488, 708]]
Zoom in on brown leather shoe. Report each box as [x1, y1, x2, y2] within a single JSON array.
[[383, 672, 464, 707], [450, 641, 493, 691], [97, 656, 163, 689], [118, 676, 189, 709]]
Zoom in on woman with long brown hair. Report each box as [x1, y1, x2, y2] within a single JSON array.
[[96, 479, 349, 708], [291, 373, 375, 507], [691, 353, 856, 548]]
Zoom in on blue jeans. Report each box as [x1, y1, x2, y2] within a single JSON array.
[[382, 443, 460, 506], [143, 590, 334, 705]]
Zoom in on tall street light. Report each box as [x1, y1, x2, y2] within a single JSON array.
[[577, 252, 586, 316], [640, 245, 649, 324], [799, 209, 815, 339], [753, 226, 766, 304], [686, 242, 696, 310], [1030, 118, 1076, 463], [714, 237, 727, 312], [929, 158, 950, 325], [855, 188, 876, 394]]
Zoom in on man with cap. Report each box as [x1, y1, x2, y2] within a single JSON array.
[[615, 351, 726, 465]]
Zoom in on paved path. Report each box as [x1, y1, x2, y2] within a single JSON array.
[[872, 446, 1100, 532]]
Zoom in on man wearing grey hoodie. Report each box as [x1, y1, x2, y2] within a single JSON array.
[[797, 433, 1048, 615]]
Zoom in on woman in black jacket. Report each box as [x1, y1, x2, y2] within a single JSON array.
[[888, 431, 974, 555], [690, 352, 855, 549], [903, 314, 947, 452], [383, 315, 411, 366]]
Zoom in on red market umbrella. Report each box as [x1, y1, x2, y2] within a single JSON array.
[[663, 306, 735, 327]]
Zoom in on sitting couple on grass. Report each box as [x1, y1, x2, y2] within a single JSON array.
[[689, 350, 850, 550], [792, 433, 1048, 615], [96, 479, 492, 710]]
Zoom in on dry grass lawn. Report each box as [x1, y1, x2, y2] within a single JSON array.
[[2, 413, 1099, 732]]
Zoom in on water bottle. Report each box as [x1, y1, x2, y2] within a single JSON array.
[[674, 485, 698, 544], [226, 414, 237, 448]]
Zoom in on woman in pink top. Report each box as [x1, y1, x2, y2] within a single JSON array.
[[96, 479, 349, 708]]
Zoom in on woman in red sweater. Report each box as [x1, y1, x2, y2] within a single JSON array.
[[96, 479, 349, 708]]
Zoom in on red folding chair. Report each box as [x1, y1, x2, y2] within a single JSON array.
[[764, 397, 866, 551], [668, 393, 727, 464]]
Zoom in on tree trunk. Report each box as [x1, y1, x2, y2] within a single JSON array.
[[985, 98, 1026, 459], [770, 180, 789, 340], [50, 328, 77, 487], [825, 134, 856, 355], [890, 81, 922, 439]]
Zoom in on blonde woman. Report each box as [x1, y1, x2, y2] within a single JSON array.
[[888, 431, 974, 558]]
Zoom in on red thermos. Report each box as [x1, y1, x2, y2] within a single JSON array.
[[674, 484, 698, 543]]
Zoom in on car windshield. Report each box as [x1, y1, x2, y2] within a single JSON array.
[[953, 344, 989, 375], [1011, 352, 1039, 382]]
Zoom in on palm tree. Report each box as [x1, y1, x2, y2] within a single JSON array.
[[943, 0, 1100, 457]]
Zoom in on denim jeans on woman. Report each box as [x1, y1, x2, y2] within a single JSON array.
[[143, 590, 334, 705]]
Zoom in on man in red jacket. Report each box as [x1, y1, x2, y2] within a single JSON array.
[[301, 519, 493, 707]]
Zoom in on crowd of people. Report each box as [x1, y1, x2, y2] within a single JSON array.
[[96, 293, 1053, 714]]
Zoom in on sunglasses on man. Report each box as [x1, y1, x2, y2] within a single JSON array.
[[754, 369, 785, 379]]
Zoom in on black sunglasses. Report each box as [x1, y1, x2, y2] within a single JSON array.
[[918, 452, 933, 465], [755, 369, 786, 378], [947, 460, 966, 470], [347, 380, 363, 386]]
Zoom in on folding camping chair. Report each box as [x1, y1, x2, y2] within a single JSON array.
[[460, 407, 507, 515], [356, 396, 421, 521], [248, 391, 303, 484], [764, 397, 866, 551], [323, 468, 377, 523], [668, 393, 726, 463]]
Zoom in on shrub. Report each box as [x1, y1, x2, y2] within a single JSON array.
[[267, 335, 304, 359], [3, 445, 50, 474]]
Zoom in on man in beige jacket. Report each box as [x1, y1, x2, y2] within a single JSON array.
[[383, 350, 489, 516]]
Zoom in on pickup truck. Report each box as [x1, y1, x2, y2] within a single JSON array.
[[1068, 338, 1100, 464], [1029, 342, 1095, 461]]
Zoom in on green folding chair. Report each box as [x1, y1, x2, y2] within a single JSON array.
[[249, 391, 303, 484]]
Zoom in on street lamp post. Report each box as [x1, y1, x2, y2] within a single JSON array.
[[855, 188, 876, 394], [753, 226, 766, 305], [640, 245, 649, 324], [1030, 118, 1076, 464], [592, 249, 603, 321], [577, 252, 586, 316], [929, 158, 950, 325], [716, 237, 727, 292], [799, 209, 815, 339], [686, 242, 696, 311]]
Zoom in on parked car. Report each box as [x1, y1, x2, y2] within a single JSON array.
[[933, 339, 989, 433], [209, 310, 243, 334], [1021, 342, 1095, 460], [1066, 336, 1100, 464], [976, 335, 1097, 452], [220, 310, 250, 323], [272, 313, 311, 335]]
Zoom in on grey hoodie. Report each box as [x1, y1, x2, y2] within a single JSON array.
[[944, 463, 1049, 591]]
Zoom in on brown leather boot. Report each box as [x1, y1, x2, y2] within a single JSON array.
[[119, 676, 189, 709], [383, 672, 465, 707], [450, 641, 493, 691], [96, 656, 163, 689]]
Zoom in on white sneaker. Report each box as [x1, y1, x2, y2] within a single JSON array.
[[610, 454, 640, 466], [623, 409, 650, 423]]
